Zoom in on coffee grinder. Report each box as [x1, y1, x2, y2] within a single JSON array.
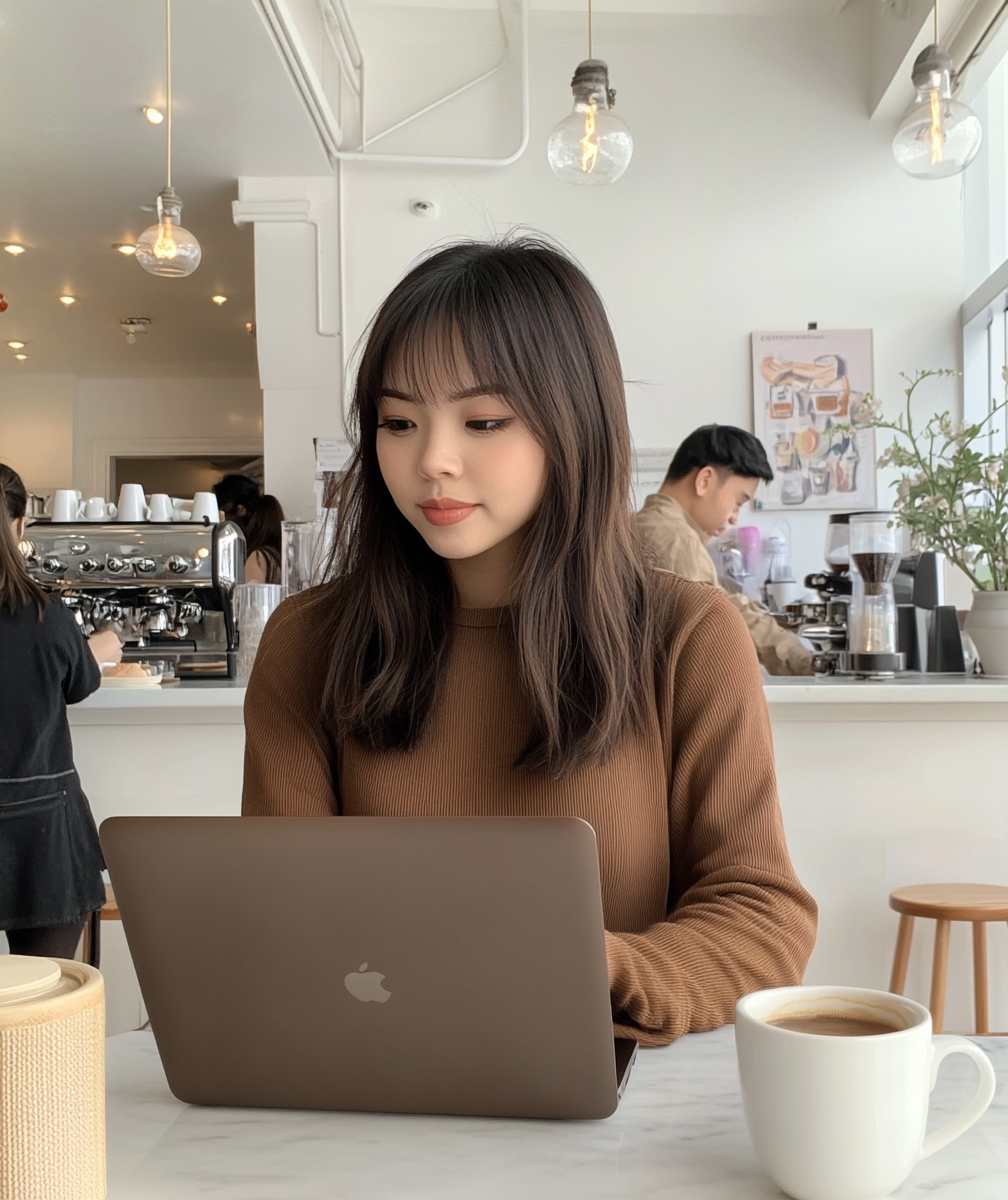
[[837, 513, 905, 678]]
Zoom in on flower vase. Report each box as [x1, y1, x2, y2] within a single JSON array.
[[963, 590, 1008, 676]]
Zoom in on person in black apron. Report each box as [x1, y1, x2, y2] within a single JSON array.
[[0, 463, 122, 958]]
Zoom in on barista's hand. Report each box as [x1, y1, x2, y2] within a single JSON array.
[[87, 628, 123, 666]]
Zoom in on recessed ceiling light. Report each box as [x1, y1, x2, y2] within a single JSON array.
[[7, 341, 25, 350], [59, 295, 76, 306], [14, 353, 27, 361], [143, 106, 164, 124], [4, 244, 25, 256], [112, 243, 137, 256], [211, 295, 228, 306]]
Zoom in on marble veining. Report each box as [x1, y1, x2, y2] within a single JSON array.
[[105, 1026, 1008, 1199]]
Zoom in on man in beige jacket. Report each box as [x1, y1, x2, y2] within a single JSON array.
[[635, 425, 814, 676]]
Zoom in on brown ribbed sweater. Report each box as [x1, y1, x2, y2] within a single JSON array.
[[242, 571, 817, 1047]]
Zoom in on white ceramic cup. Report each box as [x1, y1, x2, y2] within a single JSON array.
[[190, 491, 220, 524], [767, 580, 802, 612], [51, 490, 84, 522], [117, 483, 151, 522], [171, 498, 192, 522], [149, 493, 174, 522], [83, 496, 117, 521], [735, 985, 996, 1200]]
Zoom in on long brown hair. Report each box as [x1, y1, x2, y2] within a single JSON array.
[[317, 236, 656, 776], [237, 493, 284, 585], [0, 463, 47, 617]]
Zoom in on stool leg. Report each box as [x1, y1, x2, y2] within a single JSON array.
[[930, 919, 951, 1034], [890, 915, 915, 994], [973, 922, 989, 1036]]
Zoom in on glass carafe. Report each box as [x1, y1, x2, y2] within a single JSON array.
[[848, 515, 901, 654]]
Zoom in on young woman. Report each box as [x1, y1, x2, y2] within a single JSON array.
[[236, 493, 284, 585], [242, 238, 817, 1046], [0, 464, 121, 957]]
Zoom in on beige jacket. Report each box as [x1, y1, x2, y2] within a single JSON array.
[[634, 492, 814, 677]]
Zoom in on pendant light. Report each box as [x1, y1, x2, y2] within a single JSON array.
[[547, 0, 632, 186], [136, 0, 201, 276], [892, 0, 982, 179]]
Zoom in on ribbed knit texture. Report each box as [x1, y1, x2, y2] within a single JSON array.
[[0, 964, 105, 1200], [242, 571, 817, 1046]]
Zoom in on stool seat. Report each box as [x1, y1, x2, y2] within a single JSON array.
[[889, 882, 1008, 1035], [890, 884, 1008, 923]]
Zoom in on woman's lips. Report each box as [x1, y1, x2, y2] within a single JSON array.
[[420, 499, 478, 527]]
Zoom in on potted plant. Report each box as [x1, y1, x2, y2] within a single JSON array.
[[866, 368, 1008, 675]]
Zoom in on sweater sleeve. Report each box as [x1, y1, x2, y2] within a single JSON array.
[[52, 601, 101, 705], [242, 597, 340, 817], [606, 591, 817, 1046]]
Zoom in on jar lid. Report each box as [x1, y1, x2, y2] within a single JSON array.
[[0, 956, 63, 1006]]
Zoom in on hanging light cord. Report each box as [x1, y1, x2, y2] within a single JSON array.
[[934, 0, 939, 44], [588, 0, 593, 60], [166, 0, 172, 188]]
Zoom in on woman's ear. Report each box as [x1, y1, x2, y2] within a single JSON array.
[[12, 516, 25, 541]]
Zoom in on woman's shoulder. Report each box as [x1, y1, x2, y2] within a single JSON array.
[[262, 586, 329, 652], [649, 566, 731, 633]]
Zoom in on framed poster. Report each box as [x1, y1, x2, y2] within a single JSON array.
[[751, 329, 876, 511]]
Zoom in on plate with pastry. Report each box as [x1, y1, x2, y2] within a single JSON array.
[[100, 661, 164, 687]]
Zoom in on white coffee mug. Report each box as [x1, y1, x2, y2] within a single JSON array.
[[117, 483, 151, 522], [51, 490, 84, 522], [767, 579, 802, 612], [149, 493, 173, 522], [735, 985, 996, 1200], [83, 496, 117, 521], [171, 498, 192, 522], [191, 491, 220, 524]]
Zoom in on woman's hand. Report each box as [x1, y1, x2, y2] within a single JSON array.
[[87, 628, 123, 666]]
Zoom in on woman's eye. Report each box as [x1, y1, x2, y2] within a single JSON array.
[[377, 418, 414, 433], [466, 418, 513, 433]]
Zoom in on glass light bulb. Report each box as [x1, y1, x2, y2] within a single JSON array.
[[549, 101, 632, 185], [135, 188, 202, 277], [893, 46, 982, 179]]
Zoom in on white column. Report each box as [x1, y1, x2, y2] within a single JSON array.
[[233, 176, 342, 521]]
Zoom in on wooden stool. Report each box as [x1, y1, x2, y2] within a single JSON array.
[[889, 883, 1008, 1035], [80, 883, 121, 969]]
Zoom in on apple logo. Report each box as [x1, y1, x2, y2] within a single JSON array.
[[343, 962, 391, 1003]]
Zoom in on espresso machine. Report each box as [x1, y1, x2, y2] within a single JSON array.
[[21, 520, 245, 679]]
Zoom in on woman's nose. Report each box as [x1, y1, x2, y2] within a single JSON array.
[[417, 425, 462, 479]]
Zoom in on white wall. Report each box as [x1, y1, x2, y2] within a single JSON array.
[[331, 3, 965, 579], [0, 373, 264, 501], [72, 377, 263, 500], [0, 374, 76, 496]]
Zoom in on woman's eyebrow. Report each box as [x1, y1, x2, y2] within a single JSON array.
[[448, 385, 508, 401], [379, 388, 418, 403]]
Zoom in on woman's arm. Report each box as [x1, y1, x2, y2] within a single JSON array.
[[244, 550, 268, 584], [606, 591, 817, 1046], [242, 595, 340, 816]]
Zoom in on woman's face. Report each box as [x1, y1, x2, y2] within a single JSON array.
[[376, 354, 548, 568]]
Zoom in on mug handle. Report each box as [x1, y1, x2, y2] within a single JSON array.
[[919, 1035, 997, 1160], [107, 503, 117, 518]]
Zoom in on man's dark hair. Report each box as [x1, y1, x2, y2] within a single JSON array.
[[213, 473, 260, 516], [664, 424, 773, 485]]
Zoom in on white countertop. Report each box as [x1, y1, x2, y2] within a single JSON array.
[[105, 1026, 1007, 1199], [70, 673, 1008, 718]]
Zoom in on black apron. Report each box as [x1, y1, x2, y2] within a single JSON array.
[[0, 767, 105, 930]]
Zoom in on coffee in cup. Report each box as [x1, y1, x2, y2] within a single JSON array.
[[735, 985, 996, 1200]]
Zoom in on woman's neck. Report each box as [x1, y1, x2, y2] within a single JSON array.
[[449, 530, 523, 609]]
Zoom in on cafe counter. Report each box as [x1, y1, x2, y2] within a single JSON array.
[[69, 675, 1008, 1034]]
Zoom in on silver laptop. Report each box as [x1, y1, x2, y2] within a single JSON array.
[[100, 815, 637, 1119]]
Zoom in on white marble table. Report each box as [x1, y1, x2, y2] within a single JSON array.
[[106, 1026, 1007, 1198]]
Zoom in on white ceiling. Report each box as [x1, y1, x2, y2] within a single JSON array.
[[0, 0, 329, 379], [0, 0, 855, 381]]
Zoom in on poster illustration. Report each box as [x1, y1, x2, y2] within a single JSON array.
[[751, 329, 876, 511]]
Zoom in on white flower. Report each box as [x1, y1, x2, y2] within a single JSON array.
[[988, 462, 1001, 485]]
